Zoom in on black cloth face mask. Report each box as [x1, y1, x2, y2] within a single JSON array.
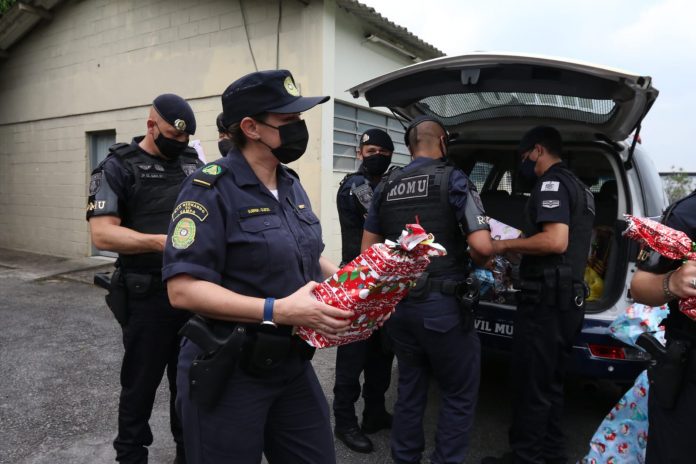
[[361, 154, 391, 176], [256, 119, 309, 164], [218, 139, 234, 157], [154, 123, 189, 159]]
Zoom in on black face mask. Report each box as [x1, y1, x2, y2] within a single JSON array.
[[256, 119, 309, 164], [218, 139, 234, 157], [519, 157, 537, 180], [361, 154, 391, 176], [154, 123, 188, 159]]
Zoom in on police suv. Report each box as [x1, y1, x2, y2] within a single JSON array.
[[349, 53, 666, 382]]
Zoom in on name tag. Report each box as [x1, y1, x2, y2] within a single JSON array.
[[239, 206, 274, 218]]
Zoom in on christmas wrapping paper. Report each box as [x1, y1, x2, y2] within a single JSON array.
[[623, 215, 696, 320], [297, 223, 446, 348], [581, 304, 668, 464]]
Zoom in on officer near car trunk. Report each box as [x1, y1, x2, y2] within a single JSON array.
[[86, 94, 202, 464], [630, 191, 696, 463], [362, 116, 494, 464], [483, 126, 595, 464], [333, 128, 395, 453]]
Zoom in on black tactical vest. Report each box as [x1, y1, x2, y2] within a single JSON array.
[[520, 164, 595, 282], [337, 172, 374, 264], [377, 159, 469, 278], [111, 141, 200, 270]]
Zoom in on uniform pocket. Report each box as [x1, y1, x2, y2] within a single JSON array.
[[239, 214, 282, 233], [423, 312, 460, 333], [235, 214, 283, 271]]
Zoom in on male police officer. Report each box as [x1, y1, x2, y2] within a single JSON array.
[[483, 126, 594, 464], [630, 191, 696, 463], [362, 116, 493, 464], [333, 129, 395, 453], [87, 94, 202, 464]]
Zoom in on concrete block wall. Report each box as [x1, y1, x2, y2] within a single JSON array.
[[0, 0, 329, 257]]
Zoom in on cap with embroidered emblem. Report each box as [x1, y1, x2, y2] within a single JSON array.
[[221, 70, 329, 124]]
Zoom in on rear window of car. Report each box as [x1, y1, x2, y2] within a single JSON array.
[[420, 92, 616, 126]]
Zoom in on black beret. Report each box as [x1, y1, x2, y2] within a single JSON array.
[[404, 115, 448, 147], [359, 128, 394, 152], [221, 69, 329, 124], [152, 93, 196, 135]]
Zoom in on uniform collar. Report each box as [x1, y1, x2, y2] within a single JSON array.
[[223, 149, 295, 191], [407, 156, 445, 169]]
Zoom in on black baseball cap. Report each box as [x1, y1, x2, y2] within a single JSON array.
[[518, 126, 562, 155], [404, 115, 448, 147], [152, 93, 196, 135], [359, 129, 394, 152], [221, 70, 329, 124]]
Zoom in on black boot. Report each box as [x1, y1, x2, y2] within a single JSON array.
[[334, 426, 374, 453]]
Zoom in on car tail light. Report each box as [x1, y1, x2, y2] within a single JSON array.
[[588, 344, 626, 360]]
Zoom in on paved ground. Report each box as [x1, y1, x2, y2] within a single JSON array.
[[0, 247, 626, 464]]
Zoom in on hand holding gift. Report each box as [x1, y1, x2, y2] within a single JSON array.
[[297, 223, 446, 348], [623, 215, 696, 320]]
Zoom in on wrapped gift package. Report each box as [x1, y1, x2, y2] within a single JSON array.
[[623, 215, 696, 320], [297, 223, 446, 348]]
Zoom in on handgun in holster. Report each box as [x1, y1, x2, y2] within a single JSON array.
[[636, 332, 691, 410], [95, 269, 129, 326], [179, 315, 247, 411], [456, 277, 480, 332]]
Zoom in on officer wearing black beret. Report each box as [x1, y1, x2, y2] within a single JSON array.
[[87, 93, 202, 463], [333, 128, 395, 453], [484, 126, 595, 464], [162, 70, 353, 463], [363, 116, 494, 464]]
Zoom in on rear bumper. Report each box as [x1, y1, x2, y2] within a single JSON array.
[[475, 303, 648, 383]]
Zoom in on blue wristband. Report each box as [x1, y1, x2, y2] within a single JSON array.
[[262, 297, 276, 325]]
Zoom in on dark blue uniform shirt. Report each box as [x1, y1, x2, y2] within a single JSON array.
[[162, 149, 324, 299], [364, 157, 483, 235]]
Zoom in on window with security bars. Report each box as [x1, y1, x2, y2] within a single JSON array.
[[419, 92, 616, 126], [333, 101, 410, 172]]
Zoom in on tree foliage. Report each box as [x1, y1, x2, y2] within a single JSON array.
[[0, 0, 17, 16], [663, 166, 694, 204]]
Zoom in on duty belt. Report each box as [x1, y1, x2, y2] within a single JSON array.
[[429, 279, 462, 295]]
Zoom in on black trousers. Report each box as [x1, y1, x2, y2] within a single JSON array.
[[508, 296, 584, 464], [333, 328, 394, 430], [645, 363, 696, 463], [113, 288, 190, 464], [177, 338, 336, 464]]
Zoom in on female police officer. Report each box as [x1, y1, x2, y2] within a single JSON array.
[[162, 70, 353, 464]]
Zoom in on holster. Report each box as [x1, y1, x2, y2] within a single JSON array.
[[97, 269, 129, 327], [180, 316, 247, 411], [637, 333, 691, 410], [455, 277, 480, 332]]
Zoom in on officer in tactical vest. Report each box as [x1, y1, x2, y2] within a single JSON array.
[[631, 191, 696, 463], [333, 128, 395, 454], [483, 126, 595, 464], [362, 116, 494, 464], [87, 94, 202, 464]]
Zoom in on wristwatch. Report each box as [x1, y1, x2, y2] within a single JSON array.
[[261, 297, 278, 327]]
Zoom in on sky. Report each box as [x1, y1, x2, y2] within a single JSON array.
[[360, 0, 696, 172]]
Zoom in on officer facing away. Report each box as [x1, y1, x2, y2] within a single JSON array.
[[483, 126, 595, 464], [87, 94, 202, 464], [333, 128, 395, 453], [362, 116, 494, 464], [631, 190, 696, 464]]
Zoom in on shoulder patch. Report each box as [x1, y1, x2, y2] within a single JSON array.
[[193, 163, 226, 188], [541, 181, 560, 192], [172, 201, 209, 222], [542, 200, 560, 209], [89, 172, 103, 195], [172, 218, 196, 249]]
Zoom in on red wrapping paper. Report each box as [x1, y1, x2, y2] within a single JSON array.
[[297, 223, 447, 348], [624, 215, 696, 320]]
